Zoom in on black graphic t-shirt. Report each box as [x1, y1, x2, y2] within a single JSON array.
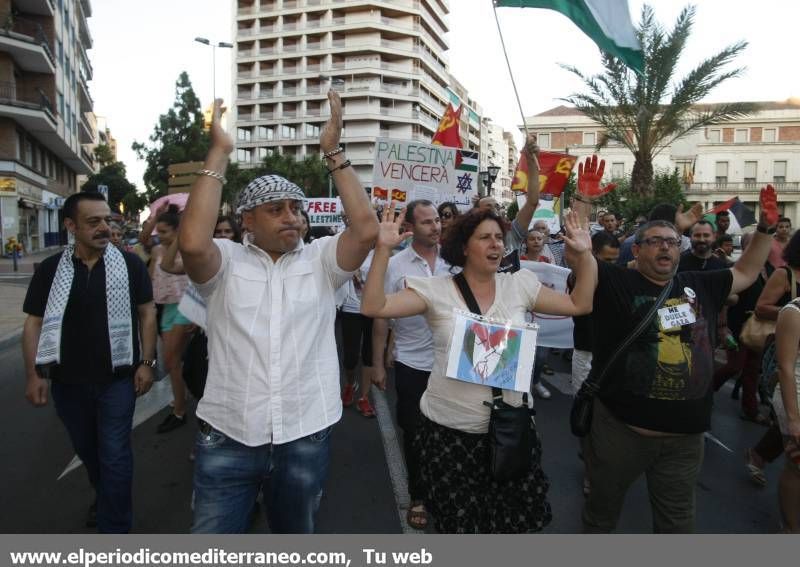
[[592, 261, 732, 434]]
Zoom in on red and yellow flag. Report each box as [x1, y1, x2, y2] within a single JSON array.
[[511, 151, 577, 197], [431, 104, 463, 148]]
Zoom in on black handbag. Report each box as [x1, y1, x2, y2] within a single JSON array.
[[453, 272, 536, 482], [570, 279, 674, 437]]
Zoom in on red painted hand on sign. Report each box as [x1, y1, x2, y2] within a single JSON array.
[[577, 155, 617, 199], [759, 184, 779, 227]]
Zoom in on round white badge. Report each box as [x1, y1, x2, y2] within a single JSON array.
[[684, 287, 696, 302]]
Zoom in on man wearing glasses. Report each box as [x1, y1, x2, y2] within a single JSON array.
[[572, 193, 778, 533]]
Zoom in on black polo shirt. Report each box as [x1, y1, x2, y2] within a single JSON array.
[[23, 249, 153, 384]]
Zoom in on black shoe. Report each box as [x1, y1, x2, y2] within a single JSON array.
[[85, 500, 97, 528], [157, 413, 187, 434]]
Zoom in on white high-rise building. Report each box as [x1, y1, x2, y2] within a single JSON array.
[[233, 0, 451, 186]]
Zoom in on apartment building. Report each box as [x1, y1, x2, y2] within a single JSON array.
[[483, 119, 512, 203], [522, 99, 800, 225], [0, 0, 95, 252], [233, 0, 451, 187]]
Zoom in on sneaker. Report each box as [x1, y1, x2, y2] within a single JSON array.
[[534, 383, 551, 399], [341, 383, 357, 407], [85, 500, 97, 528], [157, 413, 187, 434], [357, 397, 376, 418]]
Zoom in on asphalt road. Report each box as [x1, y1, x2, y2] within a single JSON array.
[[0, 339, 784, 533]]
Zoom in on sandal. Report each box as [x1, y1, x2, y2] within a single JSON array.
[[744, 448, 767, 487], [542, 364, 555, 376], [406, 501, 428, 530]]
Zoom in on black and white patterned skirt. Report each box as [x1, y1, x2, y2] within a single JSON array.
[[413, 414, 552, 533]]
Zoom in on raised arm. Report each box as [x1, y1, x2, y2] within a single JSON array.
[[179, 99, 233, 284], [512, 134, 540, 234], [570, 155, 617, 223], [532, 210, 597, 317], [321, 90, 378, 272], [159, 236, 185, 275], [731, 186, 780, 295], [361, 204, 427, 319]]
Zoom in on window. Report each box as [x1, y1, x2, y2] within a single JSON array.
[[743, 161, 757, 184], [57, 91, 64, 116], [611, 162, 625, 179], [258, 147, 273, 160], [763, 128, 777, 143], [583, 132, 595, 146], [709, 129, 721, 143], [57, 40, 63, 64], [538, 133, 550, 148], [237, 128, 252, 142], [715, 161, 728, 185], [734, 128, 748, 143], [236, 148, 252, 163], [305, 124, 319, 138], [281, 125, 296, 139], [257, 126, 274, 140], [774, 161, 787, 184]]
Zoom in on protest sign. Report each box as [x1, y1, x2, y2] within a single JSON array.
[[305, 198, 343, 227], [521, 260, 574, 348], [372, 138, 478, 210]]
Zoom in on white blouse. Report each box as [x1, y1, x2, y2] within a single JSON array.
[[406, 269, 542, 434]]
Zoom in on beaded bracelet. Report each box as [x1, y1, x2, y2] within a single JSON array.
[[327, 159, 352, 176], [322, 147, 344, 160], [196, 169, 227, 185]]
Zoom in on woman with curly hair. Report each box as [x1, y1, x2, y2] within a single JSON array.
[[361, 203, 596, 533]]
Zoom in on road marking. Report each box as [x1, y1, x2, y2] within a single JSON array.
[[371, 388, 421, 534], [57, 376, 174, 480], [704, 431, 734, 453]]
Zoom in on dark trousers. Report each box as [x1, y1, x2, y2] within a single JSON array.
[[51, 377, 136, 533], [713, 347, 760, 418], [395, 361, 431, 501], [338, 312, 373, 371]]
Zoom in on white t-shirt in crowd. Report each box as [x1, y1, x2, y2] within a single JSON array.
[[384, 245, 451, 372], [193, 233, 353, 446], [407, 269, 542, 434], [339, 251, 373, 314]]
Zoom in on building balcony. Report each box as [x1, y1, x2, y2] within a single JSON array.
[[0, 16, 56, 74], [687, 182, 800, 194], [76, 0, 93, 48], [0, 81, 92, 174], [78, 71, 93, 110], [80, 0, 92, 17], [14, 0, 55, 16], [78, 113, 94, 144]]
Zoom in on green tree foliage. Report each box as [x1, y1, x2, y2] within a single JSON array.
[[132, 72, 209, 202], [593, 168, 688, 229], [561, 5, 754, 196], [80, 144, 139, 213]]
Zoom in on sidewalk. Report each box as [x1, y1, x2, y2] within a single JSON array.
[[0, 282, 28, 350], [0, 246, 62, 275]]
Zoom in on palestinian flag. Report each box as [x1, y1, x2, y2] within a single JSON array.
[[431, 104, 463, 148], [455, 149, 479, 172], [495, 0, 644, 74], [511, 151, 576, 197], [706, 197, 757, 234]]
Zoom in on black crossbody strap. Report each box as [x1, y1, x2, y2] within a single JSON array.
[[453, 272, 527, 406], [583, 278, 675, 395]]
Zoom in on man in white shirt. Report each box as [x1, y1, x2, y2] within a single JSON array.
[[179, 93, 378, 534], [372, 199, 450, 530]]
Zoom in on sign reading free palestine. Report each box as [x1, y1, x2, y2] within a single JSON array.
[[371, 138, 479, 209]]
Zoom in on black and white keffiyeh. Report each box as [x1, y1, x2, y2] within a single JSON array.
[[235, 174, 305, 214], [36, 244, 133, 369]]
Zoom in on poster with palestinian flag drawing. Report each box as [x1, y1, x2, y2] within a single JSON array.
[[445, 310, 538, 393]]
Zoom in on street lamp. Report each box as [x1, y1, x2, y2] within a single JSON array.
[[194, 37, 233, 101], [480, 165, 501, 196]]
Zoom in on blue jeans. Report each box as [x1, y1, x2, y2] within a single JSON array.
[[532, 346, 549, 385], [191, 423, 332, 534], [50, 377, 136, 533]]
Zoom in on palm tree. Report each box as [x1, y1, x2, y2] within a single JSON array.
[[561, 4, 755, 196]]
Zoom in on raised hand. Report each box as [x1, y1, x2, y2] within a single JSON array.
[[377, 202, 412, 250], [562, 210, 592, 256], [675, 202, 704, 233], [577, 155, 617, 199], [760, 184, 779, 227], [320, 89, 343, 153], [209, 98, 234, 155]]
